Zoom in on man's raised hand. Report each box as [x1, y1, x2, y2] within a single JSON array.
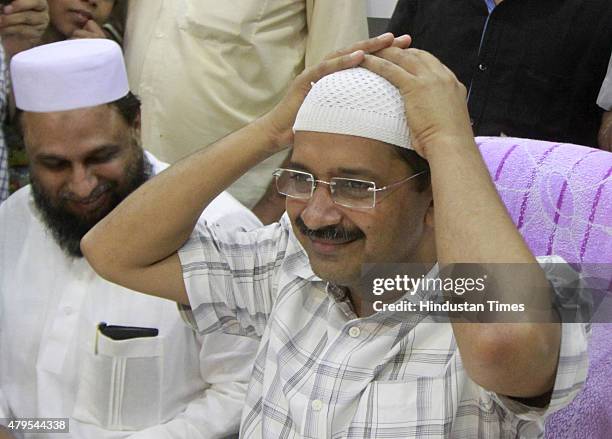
[[362, 48, 473, 158], [259, 33, 412, 152]]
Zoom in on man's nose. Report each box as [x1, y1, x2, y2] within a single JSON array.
[[67, 165, 98, 199], [300, 183, 342, 230]]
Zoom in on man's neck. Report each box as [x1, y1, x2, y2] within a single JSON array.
[[346, 261, 437, 318]]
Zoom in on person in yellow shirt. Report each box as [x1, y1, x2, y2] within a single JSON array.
[[123, 0, 369, 211]]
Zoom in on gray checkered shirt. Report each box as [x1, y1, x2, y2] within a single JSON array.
[[0, 44, 8, 204], [179, 214, 589, 438]]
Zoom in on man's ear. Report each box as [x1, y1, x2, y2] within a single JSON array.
[[133, 110, 141, 131], [130, 111, 142, 141]]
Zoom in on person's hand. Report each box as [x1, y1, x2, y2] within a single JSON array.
[[0, 0, 49, 58], [71, 19, 107, 39], [361, 48, 473, 159], [259, 33, 412, 152], [598, 110, 612, 151]]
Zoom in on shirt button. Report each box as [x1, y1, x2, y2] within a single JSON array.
[[63, 306, 73, 316], [348, 326, 361, 338], [478, 63, 488, 71], [470, 118, 475, 126], [311, 400, 323, 411], [155, 32, 165, 39]]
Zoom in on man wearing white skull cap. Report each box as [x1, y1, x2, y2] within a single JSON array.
[[0, 39, 260, 438], [83, 35, 589, 438]]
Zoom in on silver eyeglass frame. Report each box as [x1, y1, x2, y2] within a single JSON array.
[[272, 168, 427, 209]]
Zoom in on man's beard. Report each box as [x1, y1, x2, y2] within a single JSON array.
[[31, 150, 151, 258]]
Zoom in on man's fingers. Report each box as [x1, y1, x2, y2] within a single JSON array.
[[70, 20, 106, 38], [390, 34, 412, 48], [303, 50, 365, 87], [0, 24, 43, 38], [360, 53, 417, 90], [3, 0, 47, 14], [323, 33, 412, 61], [324, 33, 393, 61], [83, 19, 102, 32], [70, 29, 95, 39], [0, 10, 48, 28], [71, 28, 104, 40], [372, 47, 440, 77]]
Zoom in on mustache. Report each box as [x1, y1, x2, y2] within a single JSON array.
[[60, 182, 113, 203], [295, 216, 365, 243]]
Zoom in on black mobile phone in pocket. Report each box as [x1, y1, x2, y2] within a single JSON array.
[[98, 322, 159, 341]]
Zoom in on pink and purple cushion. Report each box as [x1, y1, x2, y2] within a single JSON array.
[[476, 136, 612, 439]]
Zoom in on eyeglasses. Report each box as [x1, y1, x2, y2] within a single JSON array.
[[272, 168, 427, 209]]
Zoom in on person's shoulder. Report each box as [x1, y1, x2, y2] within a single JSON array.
[[144, 150, 264, 231], [203, 191, 263, 231], [144, 150, 168, 174], [0, 185, 33, 217], [0, 186, 37, 258]]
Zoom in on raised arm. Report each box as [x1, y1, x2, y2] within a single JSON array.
[[82, 34, 412, 304], [362, 48, 561, 399]]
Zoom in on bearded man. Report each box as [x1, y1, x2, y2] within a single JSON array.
[[0, 39, 260, 438]]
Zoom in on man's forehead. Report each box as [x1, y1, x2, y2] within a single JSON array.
[[22, 104, 124, 138], [22, 105, 126, 153], [292, 131, 400, 172], [23, 104, 115, 123], [287, 159, 382, 181]]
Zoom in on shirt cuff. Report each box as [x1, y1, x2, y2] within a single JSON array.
[[490, 322, 590, 421]]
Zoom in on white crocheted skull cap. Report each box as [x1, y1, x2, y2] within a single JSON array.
[[293, 67, 411, 149]]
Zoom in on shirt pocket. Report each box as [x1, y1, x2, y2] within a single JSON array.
[[182, 0, 269, 43], [349, 376, 456, 438], [72, 333, 164, 431]]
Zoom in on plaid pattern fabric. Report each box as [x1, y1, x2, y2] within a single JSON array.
[[179, 215, 589, 439], [0, 44, 8, 204]]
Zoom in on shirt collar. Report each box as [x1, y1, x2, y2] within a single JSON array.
[[484, 0, 497, 13], [281, 214, 320, 281]]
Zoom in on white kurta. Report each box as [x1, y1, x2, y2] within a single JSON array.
[[0, 154, 262, 438]]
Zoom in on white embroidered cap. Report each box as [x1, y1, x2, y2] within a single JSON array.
[[11, 39, 129, 112], [293, 67, 411, 149]]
